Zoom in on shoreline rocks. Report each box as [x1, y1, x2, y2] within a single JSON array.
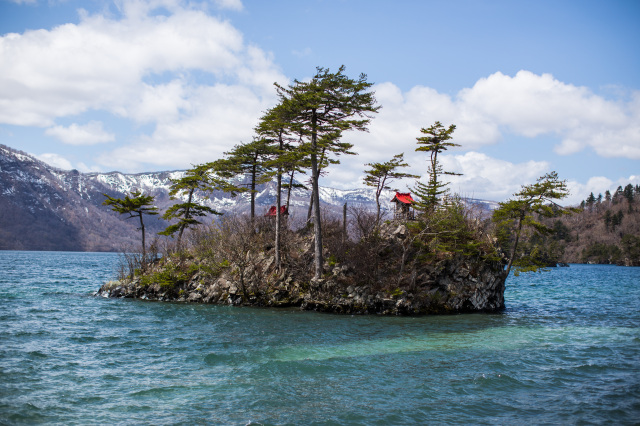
[[95, 252, 505, 316]]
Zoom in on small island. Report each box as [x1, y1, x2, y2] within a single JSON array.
[[96, 66, 579, 315]]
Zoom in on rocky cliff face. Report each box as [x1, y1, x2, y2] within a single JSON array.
[[96, 254, 505, 315]]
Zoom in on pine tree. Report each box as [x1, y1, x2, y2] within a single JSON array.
[[220, 138, 275, 221], [103, 191, 158, 265], [274, 65, 380, 279], [613, 186, 623, 204], [586, 192, 596, 211], [492, 172, 571, 279], [159, 164, 224, 246], [412, 121, 460, 212], [612, 210, 624, 228], [604, 209, 612, 231], [255, 102, 304, 271], [363, 153, 418, 226], [623, 183, 634, 212]]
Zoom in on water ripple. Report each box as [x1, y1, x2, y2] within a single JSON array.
[[1, 253, 639, 424]]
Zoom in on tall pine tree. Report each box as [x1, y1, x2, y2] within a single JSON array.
[[274, 66, 379, 279], [492, 172, 571, 279], [412, 121, 460, 212], [255, 102, 304, 271], [219, 138, 275, 221]]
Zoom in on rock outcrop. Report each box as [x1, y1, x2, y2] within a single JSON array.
[[96, 224, 506, 315]]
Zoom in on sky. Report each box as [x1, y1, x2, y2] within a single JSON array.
[[0, 0, 639, 205]]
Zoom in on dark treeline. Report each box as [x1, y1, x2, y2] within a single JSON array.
[[505, 183, 640, 267], [566, 184, 640, 265]]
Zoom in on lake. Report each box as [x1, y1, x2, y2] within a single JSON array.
[[1, 251, 638, 424]]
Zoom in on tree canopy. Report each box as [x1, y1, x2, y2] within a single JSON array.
[[412, 121, 460, 211], [273, 65, 380, 278], [159, 164, 223, 245], [103, 190, 158, 263], [492, 171, 572, 278]]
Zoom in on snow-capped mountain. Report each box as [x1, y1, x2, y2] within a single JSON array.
[[0, 144, 388, 251], [0, 144, 497, 252]]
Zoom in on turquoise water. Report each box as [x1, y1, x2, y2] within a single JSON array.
[[1, 251, 639, 424]]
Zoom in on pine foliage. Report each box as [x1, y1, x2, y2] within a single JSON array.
[[412, 121, 460, 212]]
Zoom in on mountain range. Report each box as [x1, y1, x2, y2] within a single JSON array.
[[0, 144, 498, 252]]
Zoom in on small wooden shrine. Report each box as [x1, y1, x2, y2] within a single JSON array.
[[391, 192, 415, 220], [264, 205, 289, 217]]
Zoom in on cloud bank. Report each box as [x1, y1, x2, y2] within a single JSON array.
[[1, 0, 638, 202], [0, 0, 284, 170], [351, 72, 640, 164], [45, 121, 115, 145]]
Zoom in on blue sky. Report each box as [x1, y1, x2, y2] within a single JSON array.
[[0, 0, 638, 204]]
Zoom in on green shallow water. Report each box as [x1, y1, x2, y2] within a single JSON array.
[[1, 251, 639, 424]]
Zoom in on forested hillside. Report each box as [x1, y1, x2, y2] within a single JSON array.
[[533, 184, 640, 265]]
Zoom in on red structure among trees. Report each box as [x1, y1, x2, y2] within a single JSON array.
[[265, 205, 289, 217], [391, 192, 415, 220]]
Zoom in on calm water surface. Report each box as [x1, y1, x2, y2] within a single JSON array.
[[1, 251, 639, 424]]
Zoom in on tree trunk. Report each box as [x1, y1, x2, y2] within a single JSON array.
[[286, 170, 295, 209], [307, 148, 326, 222], [177, 188, 194, 247], [250, 165, 257, 221], [375, 179, 384, 228], [504, 214, 524, 279], [430, 151, 438, 207], [307, 187, 314, 222], [275, 170, 282, 271], [138, 212, 146, 268], [342, 202, 347, 245], [310, 110, 323, 279], [275, 136, 283, 271]]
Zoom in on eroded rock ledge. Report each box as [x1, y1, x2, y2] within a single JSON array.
[[96, 249, 505, 316]]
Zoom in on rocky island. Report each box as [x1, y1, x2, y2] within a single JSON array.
[[96, 222, 506, 315], [95, 68, 575, 314]]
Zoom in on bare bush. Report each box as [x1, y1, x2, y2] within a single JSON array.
[[199, 214, 273, 299], [348, 204, 379, 241], [114, 236, 163, 281]]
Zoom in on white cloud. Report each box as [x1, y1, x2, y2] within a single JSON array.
[[344, 71, 640, 167], [214, 0, 243, 11], [45, 121, 115, 145], [36, 153, 73, 170], [0, 4, 279, 123], [566, 175, 640, 205], [459, 71, 639, 159], [437, 152, 548, 200], [0, 0, 285, 171], [98, 83, 265, 170]]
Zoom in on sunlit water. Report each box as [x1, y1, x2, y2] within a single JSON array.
[[1, 251, 639, 424]]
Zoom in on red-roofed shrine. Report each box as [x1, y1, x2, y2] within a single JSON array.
[[391, 192, 415, 220], [264, 205, 289, 217]]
